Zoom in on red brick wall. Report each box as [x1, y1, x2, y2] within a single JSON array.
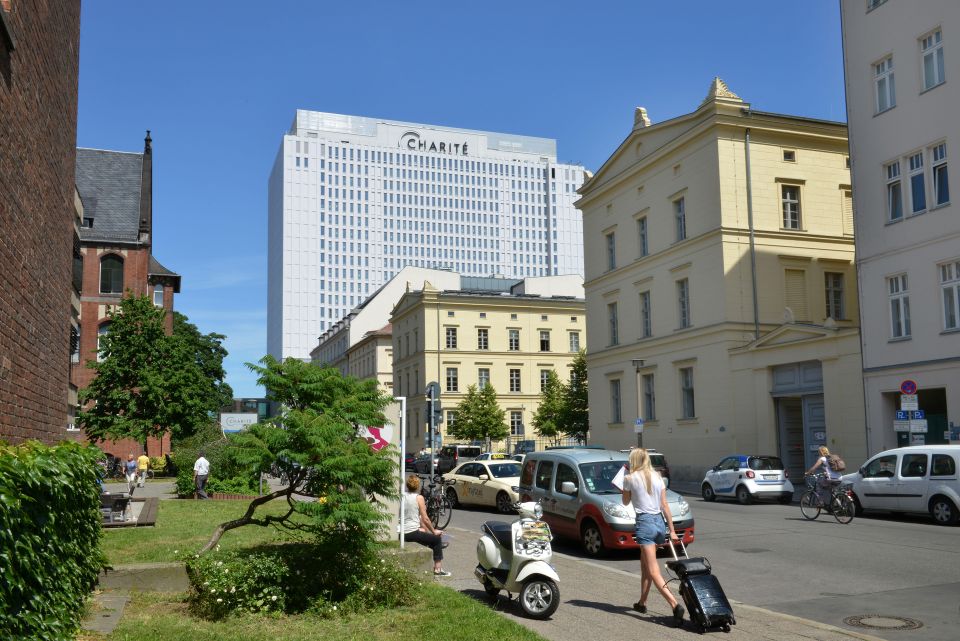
[[0, 1, 81, 444]]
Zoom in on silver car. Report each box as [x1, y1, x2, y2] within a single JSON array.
[[518, 448, 694, 557]]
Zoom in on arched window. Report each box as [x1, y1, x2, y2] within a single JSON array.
[[153, 284, 164, 307], [97, 322, 111, 362], [100, 255, 124, 294]]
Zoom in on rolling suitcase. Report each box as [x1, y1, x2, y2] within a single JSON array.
[[665, 539, 736, 633]]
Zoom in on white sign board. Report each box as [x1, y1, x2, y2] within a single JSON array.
[[634, 418, 644, 434], [894, 420, 911, 432], [910, 434, 925, 445], [220, 413, 259, 432], [900, 394, 919, 411], [910, 419, 928, 433]]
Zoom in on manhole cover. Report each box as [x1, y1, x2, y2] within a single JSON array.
[[733, 548, 770, 554], [844, 615, 923, 630]]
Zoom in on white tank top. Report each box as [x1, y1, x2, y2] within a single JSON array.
[[401, 492, 421, 534], [623, 471, 665, 515]]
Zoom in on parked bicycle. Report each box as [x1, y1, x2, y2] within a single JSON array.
[[423, 474, 454, 529], [800, 474, 855, 524]]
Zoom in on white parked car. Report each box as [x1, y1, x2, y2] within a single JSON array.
[[701, 455, 795, 505], [844, 445, 960, 525], [444, 460, 522, 513]]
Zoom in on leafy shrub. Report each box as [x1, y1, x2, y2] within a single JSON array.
[[185, 544, 417, 620], [149, 456, 167, 473], [0, 441, 106, 641], [206, 475, 258, 496], [175, 470, 196, 498]]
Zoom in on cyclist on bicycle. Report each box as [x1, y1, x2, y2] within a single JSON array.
[[805, 446, 842, 505], [402, 474, 450, 577]]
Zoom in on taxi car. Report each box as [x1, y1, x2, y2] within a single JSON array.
[[443, 459, 522, 513], [701, 454, 794, 505]]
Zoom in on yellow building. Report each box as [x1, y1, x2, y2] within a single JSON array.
[[578, 79, 866, 482], [390, 275, 585, 453], [346, 323, 394, 394]]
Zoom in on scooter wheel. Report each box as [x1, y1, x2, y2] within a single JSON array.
[[519, 577, 560, 619]]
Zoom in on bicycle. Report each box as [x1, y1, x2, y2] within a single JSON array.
[[800, 475, 855, 524], [424, 475, 454, 530]]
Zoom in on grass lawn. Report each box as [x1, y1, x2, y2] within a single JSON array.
[[102, 498, 308, 565]]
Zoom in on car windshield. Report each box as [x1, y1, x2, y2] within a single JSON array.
[[487, 463, 521, 478], [579, 460, 628, 494], [749, 456, 784, 471], [649, 454, 666, 467]]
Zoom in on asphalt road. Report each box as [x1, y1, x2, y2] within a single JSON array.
[[445, 495, 960, 641]]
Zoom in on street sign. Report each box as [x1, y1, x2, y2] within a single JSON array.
[[909, 419, 928, 433], [911, 410, 925, 420], [894, 420, 910, 432], [901, 394, 919, 411], [900, 379, 918, 395], [634, 418, 644, 434], [896, 410, 909, 421], [910, 434, 925, 445]]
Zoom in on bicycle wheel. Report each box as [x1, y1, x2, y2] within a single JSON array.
[[430, 497, 452, 530], [800, 491, 821, 520], [832, 495, 855, 524]]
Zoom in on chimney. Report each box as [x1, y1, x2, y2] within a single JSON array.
[[139, 130, 153, 243]]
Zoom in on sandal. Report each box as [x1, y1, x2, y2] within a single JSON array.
[[632, 601, 647, 614]]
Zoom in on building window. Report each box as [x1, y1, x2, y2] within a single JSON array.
[[783, 149, 796, 162], [605, 231, 616, 271], [446, 410, 456, 427], [509, 368, 521, 392], [939, 261, 960, 330], [510, 313, 518, 320], [539, 330, 550, 351], [932, 142, 949, 206], [446, 367, 459, 392], [99, 255, 124, 294], [921, 29, 945, 91], [152, 284, 164, 307], [610, 379, 622, 424], [640, 291, 652, 338], [477, 328, 489, 350], [825, 273, 845, 320], [909, 152, 926, 213], [70, 324, 80, 364], [886, 161, 903, 221], [509, 329, 520, 351], [867, 0, 888, 10], [540, 369, 550, 392], [637, 217, 648, 257], [888, 274, 911, 338], [781, 185, 801, 229], [445, 327, 458, 349], [677, 279, 691, 329], [607, 302, 619, 345], [680, 367, 696, 418], [568, 331, 580, 352], [642, 373, 656, 421], [478, 367, 490, 389], [510, 410, 524, 436], [674, 197, 686, 241], [875, 56, 895, 113], [97, 322, 111, 362]]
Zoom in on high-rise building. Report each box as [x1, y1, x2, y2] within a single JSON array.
[[841, 0, 958, 452], [268, 111, 586, 361]]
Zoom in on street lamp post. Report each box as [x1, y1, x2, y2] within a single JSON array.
[[631, 359, 645, 449]]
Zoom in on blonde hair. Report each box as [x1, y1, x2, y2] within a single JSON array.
[[628, 448, 654, 495], [819, 446, 831, 457], [405, 474, 421, 493]]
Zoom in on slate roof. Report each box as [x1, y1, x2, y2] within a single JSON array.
[[75, 148, 144, 244], [149, 256, 181, 292]]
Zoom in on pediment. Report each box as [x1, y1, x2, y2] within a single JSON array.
[[746, 323, 839, 349]]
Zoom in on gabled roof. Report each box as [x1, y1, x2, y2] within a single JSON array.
[[75, 148, 143, 244], [149, 255, 181, 293], [730, 323, 858, 354]]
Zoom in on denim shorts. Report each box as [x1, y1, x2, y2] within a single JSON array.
[[634, 512, 666, 545]]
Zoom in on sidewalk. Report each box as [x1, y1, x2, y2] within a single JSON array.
[[438, 524, 887, 641]]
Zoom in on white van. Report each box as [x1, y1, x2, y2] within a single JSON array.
[[843, 445, 960, 525]]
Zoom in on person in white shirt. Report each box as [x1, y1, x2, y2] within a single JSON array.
[[401, 475, 450, 577], [621, 448, 684, 626], [193, 451, 210, 500], [806, 446, 842, 505]]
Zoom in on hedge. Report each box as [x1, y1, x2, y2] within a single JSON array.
[[0, 441, 106, 641]]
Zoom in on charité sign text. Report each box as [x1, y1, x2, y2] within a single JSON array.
[[399, 131, 469, 155]]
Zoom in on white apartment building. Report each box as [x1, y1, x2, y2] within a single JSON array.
[[842, 0, 959, 452], [267, 111, 586, 361]]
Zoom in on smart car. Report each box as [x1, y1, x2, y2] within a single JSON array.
[[443, 459, 522, 513], [701, 455, 794, 505]]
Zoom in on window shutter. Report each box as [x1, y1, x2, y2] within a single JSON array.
[[842, 191, 854, 236], [784, 269, 809, 321]]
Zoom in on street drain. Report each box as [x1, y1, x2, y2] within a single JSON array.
[[733, 548, 769, 554], [844, 615, 923, 631]]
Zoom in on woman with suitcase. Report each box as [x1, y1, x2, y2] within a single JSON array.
[[621, 448, 685, 627]]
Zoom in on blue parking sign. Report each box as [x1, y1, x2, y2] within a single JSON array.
[[896, 410, 909, 420], [912, 410, 925, 420]]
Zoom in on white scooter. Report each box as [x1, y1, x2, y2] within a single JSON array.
[[474, 500, 560, 619]]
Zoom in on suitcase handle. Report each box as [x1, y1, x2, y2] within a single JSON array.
[[665, 536, 689, 561]]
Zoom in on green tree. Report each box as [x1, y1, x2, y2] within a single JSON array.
[[173, 312, 233, 410], [200, 356, 396, 556], [532, 369, 565, 446], [448, 384, 508, 451], [561, 349, 590, 443]]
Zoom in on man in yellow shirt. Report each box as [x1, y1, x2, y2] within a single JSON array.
[[137, 452, 150, 488]]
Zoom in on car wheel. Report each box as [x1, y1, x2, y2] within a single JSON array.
[[519, 577, 560, 619], [701, 483, 716, 502], [779, 493, 794, 505], [852, 494, 864, 517], [496, 491, 513, 514], [445, 486, 459, 508], [930, 496, 959, 526], [736, 485, 752, 505], [580, 521, 606, 557]]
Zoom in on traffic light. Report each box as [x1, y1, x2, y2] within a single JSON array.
[[433, 401, 444, 424]]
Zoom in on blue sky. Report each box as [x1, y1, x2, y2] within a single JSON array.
[[77, 1, 846, 397]]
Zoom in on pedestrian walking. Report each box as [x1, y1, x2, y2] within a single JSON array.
[[193, 451, 210, 499], [124, 453, 138, 495], [621, 448, 684, 626], [137, 451, 150, 487]]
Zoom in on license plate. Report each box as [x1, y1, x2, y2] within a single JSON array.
[[763, 474, 777, 480]]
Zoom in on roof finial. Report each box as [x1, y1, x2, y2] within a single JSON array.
[[633, 107, 652, 129], [700, 77, 742, 107], [144, 129, 152, 153]]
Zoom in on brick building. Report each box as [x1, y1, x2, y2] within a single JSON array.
[[73, 134, 181, 457], [0, 1, 82, 444]]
